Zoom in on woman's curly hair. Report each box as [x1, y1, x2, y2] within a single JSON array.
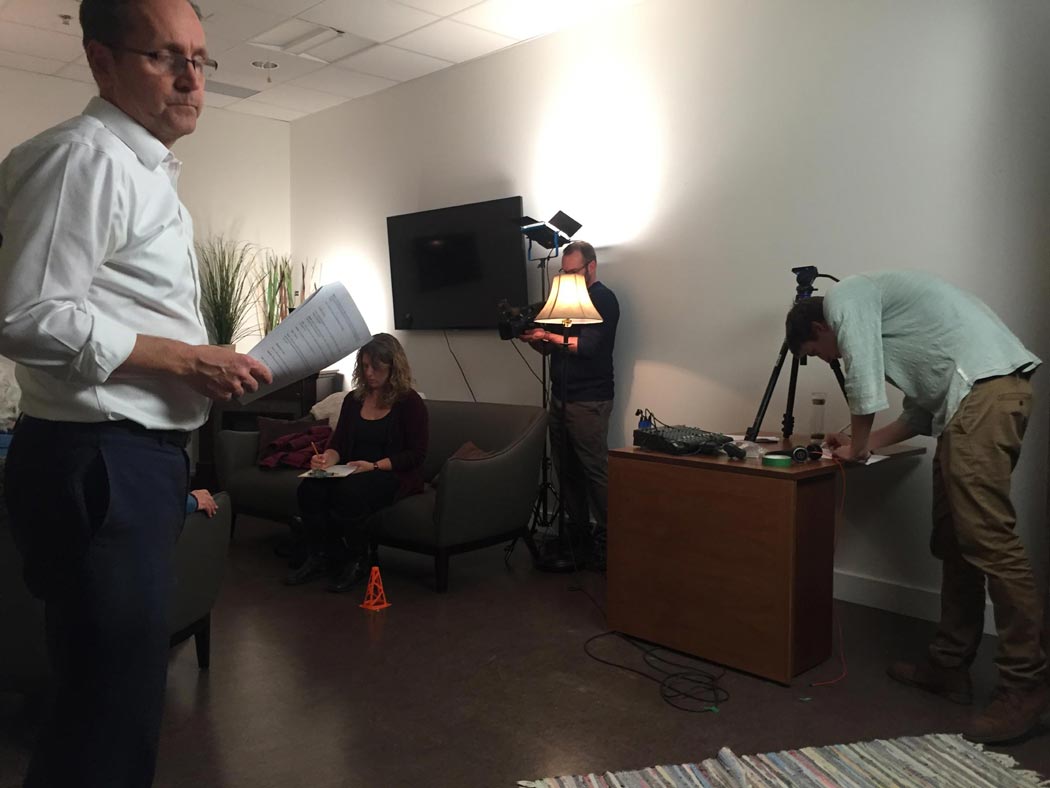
[[351, 333, 414, 407]]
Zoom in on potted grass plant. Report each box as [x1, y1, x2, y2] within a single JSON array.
[[259, 251, 293, 335], [196, 236, 258, 347]]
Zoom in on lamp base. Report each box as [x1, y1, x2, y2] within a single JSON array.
[[533, 533, 580, 573], [534, 551, 577, 573]]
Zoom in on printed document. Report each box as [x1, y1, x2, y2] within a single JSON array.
[[239, 282, 370, 404]]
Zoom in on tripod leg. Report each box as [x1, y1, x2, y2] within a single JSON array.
[[830, 360, 848, 401], [746, 340, 791, 442], [781, 352, 801, 441]]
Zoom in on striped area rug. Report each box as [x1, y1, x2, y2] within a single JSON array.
[[517, 733, 1049, 787]]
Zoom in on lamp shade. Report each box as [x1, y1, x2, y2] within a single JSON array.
[[534, 273, 603, 325]]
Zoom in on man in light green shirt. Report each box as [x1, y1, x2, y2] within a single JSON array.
[[786, 271, 1045, 744]]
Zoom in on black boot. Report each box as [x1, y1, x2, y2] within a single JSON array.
[[326, 557, 369, 593], [588, 527, 607, 572], [285, 552, 328, 585]]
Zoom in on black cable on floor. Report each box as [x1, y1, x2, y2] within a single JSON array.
[[583, 631, 730, 713], [443, 330, 477, 402]]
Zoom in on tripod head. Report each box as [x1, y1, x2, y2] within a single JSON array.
[[791, 265, 839, 302]]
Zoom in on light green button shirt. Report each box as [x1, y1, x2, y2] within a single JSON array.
[[824, 271, 1040, 436]]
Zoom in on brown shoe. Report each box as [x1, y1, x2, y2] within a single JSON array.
[[887, 660, 973, 705], [965, 684, 1050, 744]]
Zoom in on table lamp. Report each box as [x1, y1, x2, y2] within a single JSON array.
[[533, 272, 603, 571]]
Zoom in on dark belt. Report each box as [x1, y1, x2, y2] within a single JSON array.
[[18, 415, 191, 449], [107, 419, 191, 448]]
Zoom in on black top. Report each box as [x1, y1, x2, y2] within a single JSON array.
[[352, 412, 391, 463], [328, 390, 428, 499], [549, 280, 619, 402]]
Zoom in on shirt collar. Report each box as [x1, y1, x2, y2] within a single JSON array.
[[83, 96, 173, 172]]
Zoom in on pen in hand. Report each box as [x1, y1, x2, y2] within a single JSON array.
[[310, 442, 327, 473]]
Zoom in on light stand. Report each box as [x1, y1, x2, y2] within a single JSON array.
[[505, 212, 582, 565], [745, 266, 847, 442], [534, 272, 603, 572]]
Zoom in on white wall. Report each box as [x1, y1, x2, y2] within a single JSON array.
[[0, 67, 292, 285], [290, 0, 1050, 626]]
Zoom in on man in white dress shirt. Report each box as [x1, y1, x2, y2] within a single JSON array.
[[0, 1, 271, 785]]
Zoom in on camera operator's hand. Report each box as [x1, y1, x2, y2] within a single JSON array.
[[520, 328, 547, 343], [823, 432, 850, 450]]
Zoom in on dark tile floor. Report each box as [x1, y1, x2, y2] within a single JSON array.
[[2, 516, 1048, 787]]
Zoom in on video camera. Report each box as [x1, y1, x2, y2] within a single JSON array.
[[791, 265, 819, 300], [497, 299, 544, 340]]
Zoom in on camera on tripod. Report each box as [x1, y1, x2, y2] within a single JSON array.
[[791, 265, 820, 300], [497, 299, 544, 340]]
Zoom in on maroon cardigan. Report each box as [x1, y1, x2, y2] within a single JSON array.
[[326, 389, 428, 500]]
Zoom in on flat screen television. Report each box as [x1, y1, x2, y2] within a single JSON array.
[[387, 196, 528, 330]]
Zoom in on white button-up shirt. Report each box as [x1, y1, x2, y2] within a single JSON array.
[[0, 97, 210, 431]]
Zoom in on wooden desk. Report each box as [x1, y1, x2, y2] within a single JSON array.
[[607, 448, 839, 685]]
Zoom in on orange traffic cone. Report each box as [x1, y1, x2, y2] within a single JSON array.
[[360, 565, 391, 611]]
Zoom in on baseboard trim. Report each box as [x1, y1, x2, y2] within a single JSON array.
[[833, 570, 996, 635]]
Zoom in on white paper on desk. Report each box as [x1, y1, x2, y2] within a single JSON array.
[[298, 465, 356, 479], [821, 448, 889, 465], [726, 433, 780, 444], [239, 282, 370, 404]]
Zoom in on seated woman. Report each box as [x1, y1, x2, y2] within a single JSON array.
[[286, 333, 428, 592]]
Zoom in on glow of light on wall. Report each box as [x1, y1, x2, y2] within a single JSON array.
[[530, 52, 665, 247], [320, 246, 389, 346]]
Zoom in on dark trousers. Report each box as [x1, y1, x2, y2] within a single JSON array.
[[928, 373, 1046, 689], [549, 398, 612, 533], [4, 417, 188, 788], [297, 471, 399, 558]]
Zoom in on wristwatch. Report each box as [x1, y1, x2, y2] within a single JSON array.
[[373, 462, 380, 471]]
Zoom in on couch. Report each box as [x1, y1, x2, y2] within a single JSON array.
[[0, 479, 231, 693], [216, 399, 547, 592]]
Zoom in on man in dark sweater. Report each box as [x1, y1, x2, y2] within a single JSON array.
[[521, 241, 619, 568]]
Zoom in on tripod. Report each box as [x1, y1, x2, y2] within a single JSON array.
[[506, 249, 560, 565], [745, 267, 847, 443]]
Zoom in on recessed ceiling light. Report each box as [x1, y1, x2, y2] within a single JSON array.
[[251, 60, 280, 83]]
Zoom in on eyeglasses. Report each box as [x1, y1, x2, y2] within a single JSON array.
[[112, 46, 218, 78], [558, 263, 588, 275]]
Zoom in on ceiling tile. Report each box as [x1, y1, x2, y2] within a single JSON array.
[[237, 0, 323, 15], [0, 20, 83, 61], [211, 42, 326, 91], [204, 34, 239, 57], [451, 0, 555, 40], [251, 83, 350, 112], [228, 98, 306, 121], [305, 31, 375, 62], [201, 0, 288, 42], [393, 0, 483, 15], [0, 0, 81, 35], [0, 48, 65, 75], [291, 64, 395, 98], [390, 18, 512, 63], [203, 91, 241, 108], [337, 43, 449, 81], [252, 17, 322, 47], [300, 0, 438, 43], [55, 61, 95, 84]]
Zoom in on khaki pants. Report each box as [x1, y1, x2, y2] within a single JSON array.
[[549, 398, 613, 533], [928, 372, 1046, 689]]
